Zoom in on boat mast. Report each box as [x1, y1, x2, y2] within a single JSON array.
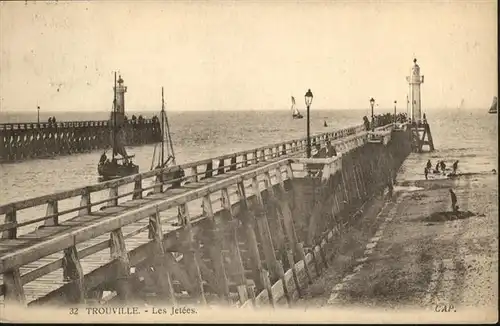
[[112, 72, 117, 161], [161, 87, 165, 165], [163, 90, 176, 166]]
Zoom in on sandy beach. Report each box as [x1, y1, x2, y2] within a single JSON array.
[[296, 167, 498, 322]]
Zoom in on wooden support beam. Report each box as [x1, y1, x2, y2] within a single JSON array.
[[286, 249, 302, 298], [190, 166, 198, 183], [220, 188, 249, 304], [273, 168, 300, 256], [178, 203, 207, 305], [110, 228, 132, 302], [250, 176, 291, 305], [237, 181, 270, 294], [79, 190, 91, 216], [230, 156, 237, 171], [3, 268, 25, 306], [62, 246, 85, 303], [2, 206, 17, 239], [44, 200, 58, 227], [132, 175, 143, 200], [107, 185, 119, 207], [205, 161, 213, 179], [202, 195, 230, 303], [218, 158, 225, 175], [153, 173, 163, 193], [148, 206, 176, 304], [251, 177, 280, 281], [262, 172, 286, 251], [243, 153, 249, 167]]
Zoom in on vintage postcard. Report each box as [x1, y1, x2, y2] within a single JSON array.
[[0, 0, 497, 324]]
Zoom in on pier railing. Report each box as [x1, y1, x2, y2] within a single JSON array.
[[0, 124, 365, 239], [0, 128, 373, 306], [0, 121, 408, 308]]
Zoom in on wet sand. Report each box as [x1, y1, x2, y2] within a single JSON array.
[[295, 172, 498, 322]]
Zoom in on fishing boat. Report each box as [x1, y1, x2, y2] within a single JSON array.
[[97, 73, 139, 181], [488, 96, 497, 114], [149, 87, 184, 187], [291, 96, 303, 119]]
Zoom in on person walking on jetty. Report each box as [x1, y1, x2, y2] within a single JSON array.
[[424, 167, 429, 180], [452, 160, 459, 175], [426, 159, 432, 171], [449, 189, 459, 215]]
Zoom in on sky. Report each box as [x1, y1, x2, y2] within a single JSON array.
[[0, 0, 497, 112]]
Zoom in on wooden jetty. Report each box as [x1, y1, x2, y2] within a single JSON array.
[[0, 122, 410, 311], [0, 119, 161, 163]]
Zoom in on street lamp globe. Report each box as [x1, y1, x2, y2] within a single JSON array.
[[370, 97, 375, 108], [305, 89, 313, 106]]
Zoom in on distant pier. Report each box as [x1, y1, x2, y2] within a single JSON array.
[[0, 118, 161, 163]]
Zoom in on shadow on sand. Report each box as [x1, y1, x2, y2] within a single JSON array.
[[422, 210, 482, 223]]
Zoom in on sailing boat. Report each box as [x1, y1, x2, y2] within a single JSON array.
[[488, 96, 497, 114], [97, 72, 139, 181], [149, 87, 184, 187], [291, 96, 304, 119]]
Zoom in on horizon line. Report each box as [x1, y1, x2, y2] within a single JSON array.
[[0, 107, 480, 113]]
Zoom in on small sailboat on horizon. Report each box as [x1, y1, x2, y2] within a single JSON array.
[[488, 96, 497, 114], [291, 96, 304, 119]]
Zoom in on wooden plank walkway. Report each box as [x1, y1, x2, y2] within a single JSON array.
[[0, 153, 299, 304]]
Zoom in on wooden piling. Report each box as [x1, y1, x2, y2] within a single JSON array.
[[3, 268, 25, 305], [44, 200, 58, 227], [205, 161, 213, 179], [202, 195, 230, 303], [178, 203, 207, 305], [2, 206, 17, 239], [110, 229, 132, 302], [132, 175, 143, 200], [218, 158, 225, 175], [62, 246, 85, 303], [148, 207, 176, 304], [237, 182, 271, 300], [220, 188, 249, 304], [79, 190, 91, 216]]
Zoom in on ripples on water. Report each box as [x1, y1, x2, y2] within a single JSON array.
[[0, 108, 497, 203]]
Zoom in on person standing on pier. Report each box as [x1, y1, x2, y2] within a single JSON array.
[[449, 189, 459, 215], [424, 167, 429, 180]]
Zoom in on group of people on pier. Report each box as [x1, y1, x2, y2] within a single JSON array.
[[362, 112, 409, 131], [47, 116, 57, 125]]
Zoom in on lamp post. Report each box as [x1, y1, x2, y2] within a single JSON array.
[[305, 89, 313, 158], [37, 106, 40, 124], [369, 97, 375, 132], [394, 100, 397, 125]]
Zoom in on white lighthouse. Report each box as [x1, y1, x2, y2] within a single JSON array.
[[111, 74, 128, 127], [114, 75, 127, 115], [406, 58, 424, 124]]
